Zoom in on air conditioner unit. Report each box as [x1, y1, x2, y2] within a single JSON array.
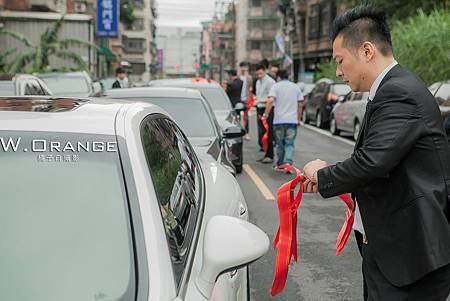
[[30, 0, 67, 13], [74, 1, 86, 13]]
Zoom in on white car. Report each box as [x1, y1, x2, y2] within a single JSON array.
[[0, 96, 269, 301]]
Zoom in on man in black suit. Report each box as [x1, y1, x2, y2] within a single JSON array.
[[302, 6, 450, 300]]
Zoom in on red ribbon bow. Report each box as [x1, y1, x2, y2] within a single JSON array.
[[258, 114, 269, 152], [270, 164, 355, 296]]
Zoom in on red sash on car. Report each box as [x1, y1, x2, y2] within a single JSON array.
[[270, 164, 355, 296], [258, 114, 269, 152], [243, 96, 255, 126]]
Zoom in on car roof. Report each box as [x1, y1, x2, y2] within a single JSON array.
[[0, 96, 160, 135], [149, 78, 222, 89], [104, 87, 203, 99], [36, 71, 88, 78]]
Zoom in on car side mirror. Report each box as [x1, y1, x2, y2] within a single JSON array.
[[223, 125, 245, 139], [234, 102, 246, 113], [196, 216, 269, 299]]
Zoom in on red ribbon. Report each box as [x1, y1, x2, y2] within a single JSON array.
[[243, 96, 255, 126], [270, 164, 355, 296], [258, 114, 269, 152]]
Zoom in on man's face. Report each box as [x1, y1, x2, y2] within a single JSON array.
[[332, 35, 368, 92], [256, 69, 266, 80], [270, 66, 279, 75], [117, 72, 126, 80], [239, 66, 248, 75]]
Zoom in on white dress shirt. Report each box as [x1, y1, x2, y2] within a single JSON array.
[[353, 60, 398, 235]]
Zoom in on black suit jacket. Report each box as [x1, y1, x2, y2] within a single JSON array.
[[318, 65, 450, 286]]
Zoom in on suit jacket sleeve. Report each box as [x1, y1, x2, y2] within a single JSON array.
[[318, 83, 425, 198]]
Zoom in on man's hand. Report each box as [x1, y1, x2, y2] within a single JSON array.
[[302, 159, 328, 193]]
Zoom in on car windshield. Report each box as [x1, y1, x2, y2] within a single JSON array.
[[332, 84, 352, 96], [435, 83, 450, 107], [40, 76, 90, 95], [0, 132, 135, 301], [0, 81, 15, 96], [193, 87, 232, 111], [122, 96, 216, 138]]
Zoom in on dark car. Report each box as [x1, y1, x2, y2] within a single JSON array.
[[303, 79, 351, 128], [429, 80, 450, 142], [0, 74, 52, 96], [149, 78, 245, 173], [36, 71, 103, 97], [102, 87, 244, 175]]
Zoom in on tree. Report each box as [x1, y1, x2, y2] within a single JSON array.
[[314, 9, 450, 85], [391, 9, 450, 85], [0, 15, 98, 73]]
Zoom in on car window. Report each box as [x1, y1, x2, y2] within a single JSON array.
[[40, 76, 90, 96], [435, 83, 450, 107], [315, 82, 327, 93], [332, 84, 352, 96], [0, 81, 15, 95], [0, 131, 135, 301], [24, 80, 46, 95], [119, 97, 216, 138], [141, 116, 202, 289], [194, 87, 232, 111]]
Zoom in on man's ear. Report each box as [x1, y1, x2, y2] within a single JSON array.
[[361, 41, 376, 61]]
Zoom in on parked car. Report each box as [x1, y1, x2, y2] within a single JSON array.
[[36, 71, 103, 97], [429, 80, 450, 142], [0, 73, 52, 96], [330, 91, 369, 140], [297, 82, 315, 99], [103, 87, 242, 174], [0, 96, 269, 301], [303, 79, 351, 128], [149, 78, 245, 173]]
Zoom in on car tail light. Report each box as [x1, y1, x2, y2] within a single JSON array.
[[327, 93, 338, 102]]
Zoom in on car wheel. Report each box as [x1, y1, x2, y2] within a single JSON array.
[[316, 110, 326, 128], [302, 109, 309, 124], [353, 120, 361, 141], [330, 115, 340, 136]]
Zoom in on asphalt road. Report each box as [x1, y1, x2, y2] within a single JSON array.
[[237, 116, 363, 301]]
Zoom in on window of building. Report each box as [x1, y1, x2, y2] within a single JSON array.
[[308, 4, 320, 40], [251, 0, 262, 7]]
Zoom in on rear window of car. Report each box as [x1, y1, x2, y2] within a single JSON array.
[[332, 84, 352, 96], [40, 76, 90, 96], [0, 132, 135, 301], [0, 81, 15, 96], [117, 96, 216, 138], [435, 83, 450, 107], [194, 87, 232, 111]]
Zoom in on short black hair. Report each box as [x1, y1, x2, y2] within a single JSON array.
[[239, 61, 249, 67], [276, 69, 289, 80], [255, 64, 266, 71], [227, 69, 237, 76], [115, 67, 126, 75], [330, 5, 393, 56], [260, 59, 269, 69]]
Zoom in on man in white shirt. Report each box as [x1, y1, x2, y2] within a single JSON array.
[[263, 69, 304, 170]]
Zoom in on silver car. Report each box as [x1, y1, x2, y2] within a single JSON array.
[[330, 91, 369, 140]]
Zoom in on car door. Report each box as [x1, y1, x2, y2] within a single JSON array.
[[140, 114, 206, 299], [342, 92, 359, 132]]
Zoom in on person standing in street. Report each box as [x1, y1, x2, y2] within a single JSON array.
[[263, 69, 303, 170], [225, 69, 243, 108], [112, 67, 129, 89], [239, 61, 253, 140], [255, 64, 276, 163], [302, 6, 450, 301]]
